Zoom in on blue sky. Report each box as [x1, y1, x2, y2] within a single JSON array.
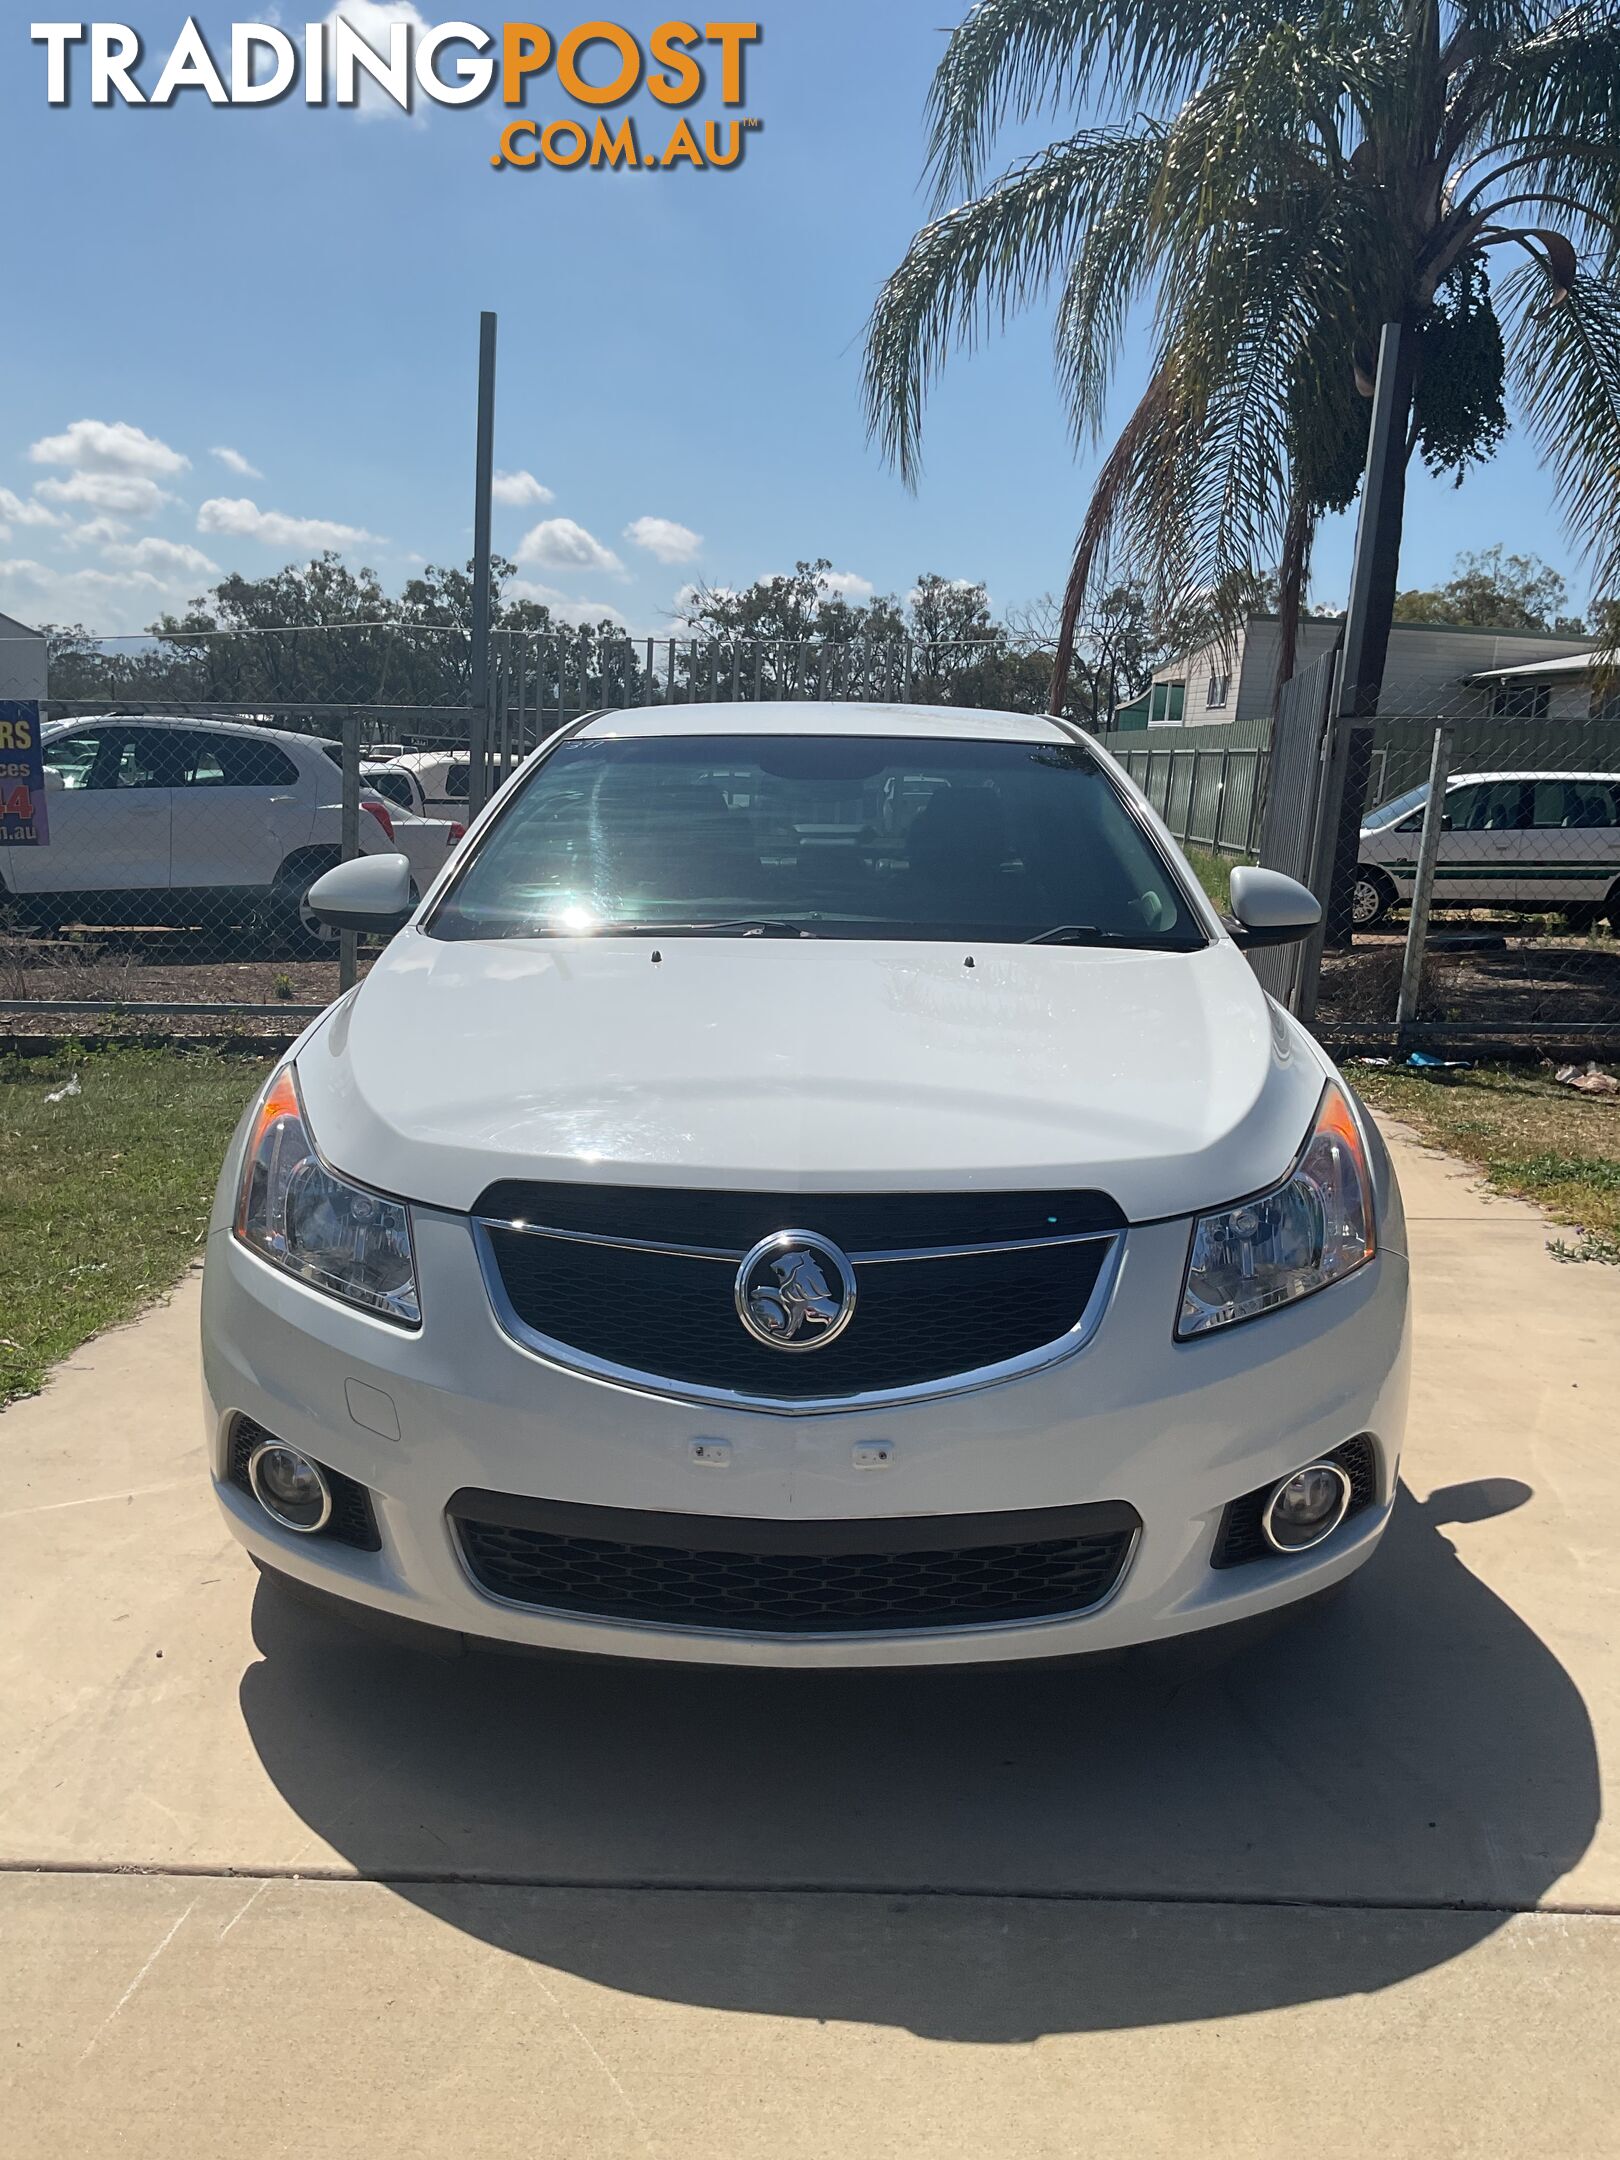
[[0, 1, 1593, 641]]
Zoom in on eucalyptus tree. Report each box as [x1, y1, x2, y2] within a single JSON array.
[[865, 0, 1620, 708]]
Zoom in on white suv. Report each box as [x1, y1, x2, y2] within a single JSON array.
[[3, 715, 396, 952], [202, 702, 1410, 1668]]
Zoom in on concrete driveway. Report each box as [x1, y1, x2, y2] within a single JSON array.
[[2, 1121, 1616, 2157]]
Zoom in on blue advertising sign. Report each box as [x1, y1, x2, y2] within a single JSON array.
[[0, 701, 48, 845]]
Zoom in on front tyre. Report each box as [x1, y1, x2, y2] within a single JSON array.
[[1351, 866, 1395, 930]]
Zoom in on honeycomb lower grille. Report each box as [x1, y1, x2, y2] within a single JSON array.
[[227, 1415, 381, 1552], [451, 1492, 1141, 1635], [1210, 1435, 1379, 1569]]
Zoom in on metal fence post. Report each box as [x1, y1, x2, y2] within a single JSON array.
[[339, 709, 360, 994], [1394, 725, 1451, 1047], [467, 310, 497, 819]]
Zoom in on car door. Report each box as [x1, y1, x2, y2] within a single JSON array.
[[1529, 778, 1618, 903], [170, 730, 310, 902], [5, 724, 174, 903], [1435, 779, 1530, 905]]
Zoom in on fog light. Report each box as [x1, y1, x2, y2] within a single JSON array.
[[1262, 1460, 1351, 1554], [247, 1439, 333, 1535]]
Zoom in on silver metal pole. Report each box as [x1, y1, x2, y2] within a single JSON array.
[[1395, 725, 1452, 1043], [468, 310, 498, 818], [339, 709, 359, 993]]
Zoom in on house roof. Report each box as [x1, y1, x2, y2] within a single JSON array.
[[1468, 651, 1603, 682]]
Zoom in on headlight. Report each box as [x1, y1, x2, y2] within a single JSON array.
[[1177, 1084, 1374, 1338], [234, 1065, 420, 1327]]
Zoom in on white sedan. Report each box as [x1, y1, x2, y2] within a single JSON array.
[[202, 701, 1409, 1667]]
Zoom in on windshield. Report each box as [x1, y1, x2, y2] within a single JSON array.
[[1362, 782, 1431, 831], [427, 733, 1206, 948]]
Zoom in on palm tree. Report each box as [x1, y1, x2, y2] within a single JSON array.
[[864, 0, 1620, 714]]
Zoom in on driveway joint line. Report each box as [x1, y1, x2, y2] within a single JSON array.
[[3, 1861, 1617, 1919]]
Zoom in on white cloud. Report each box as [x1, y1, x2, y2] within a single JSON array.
[[103, 537, 220, 579], [491, 469, 553, 508], [507, 577, 630, 630], [0, 553, 220, 632], [907, 577, 978, 604], [548, 597, 631, 630], [61, 516, 132, 549], [623, 515, 703, 565], [514, 517, 623, 575], [0, 487, 64, 530], [197, 496, 378, 550], [34, 472, 171, 518], [211, 445, 263, 479], [817, 569, 875, 602], [672, 579, 735, 622], [28, 418, 189, 479]]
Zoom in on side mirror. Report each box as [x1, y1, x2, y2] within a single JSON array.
[[306, 853, 414, 936], [1224, 864, 1321, 950]]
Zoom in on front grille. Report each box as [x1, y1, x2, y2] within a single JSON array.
[[227, 1415, 381, 1552], [478, 1185, 1122, 1403], [1210, 1435, 1379, 1569], [450, 1491, 1141, 1634]]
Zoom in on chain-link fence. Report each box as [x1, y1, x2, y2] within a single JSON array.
[[13, 624, 1613, 1052], [1309, 692, 1620, 1053], [1, 627, 1053, 1036], [1216, 653, 1620, 1056]]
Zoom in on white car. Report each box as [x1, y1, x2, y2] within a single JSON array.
[[4, 714, 397, 953], [359, 762, 466, 897], [1355, 769, 1620, 929], [201, 702, 1410, 1668], [384, 748, 472, 820]]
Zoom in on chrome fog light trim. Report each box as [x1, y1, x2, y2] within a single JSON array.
[[247, 1438, 334, 1536], [1262, 1459, 1353, 1554]]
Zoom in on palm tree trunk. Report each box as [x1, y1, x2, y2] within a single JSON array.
[[1274, 495, 1314, 697]]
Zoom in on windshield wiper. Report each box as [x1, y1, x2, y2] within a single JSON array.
[[1023, 924, 1197, 949], [598, 917, 817, 939]]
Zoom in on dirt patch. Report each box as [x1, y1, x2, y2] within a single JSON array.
[[1320, 926, 1620, 1035], [0, 926, 371, 1020]]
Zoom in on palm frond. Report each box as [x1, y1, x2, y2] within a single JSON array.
[[864, 128, 1164, 482], [1501, 252, 1620, 607], [924, 0, 1299, 197]]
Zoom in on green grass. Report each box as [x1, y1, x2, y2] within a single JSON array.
[[1350, 1061, 1620, 1262], [1181, 845, 1244, 913], [0, 1047, 269, 1404]]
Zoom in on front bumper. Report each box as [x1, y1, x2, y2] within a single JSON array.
[[201, 1181, 1411, 1667]]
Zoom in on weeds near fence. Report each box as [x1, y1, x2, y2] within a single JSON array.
[[1351, 1060, 1620, 1259]]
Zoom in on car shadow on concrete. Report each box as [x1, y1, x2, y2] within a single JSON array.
[[238, 1479, 1598, 2040]]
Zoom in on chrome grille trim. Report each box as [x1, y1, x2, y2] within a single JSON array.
[[473, 1218, 1126, 1416], [473, 1215, 1119, 1267]]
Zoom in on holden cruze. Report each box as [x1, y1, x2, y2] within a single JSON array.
[[201, 702, 1410, 1667]]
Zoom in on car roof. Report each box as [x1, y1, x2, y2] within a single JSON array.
[[574, 700, 1074, 745], [43, 712, 335, 750], [1443, 771, 1619, 785], [389, 748, 468, 768]]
